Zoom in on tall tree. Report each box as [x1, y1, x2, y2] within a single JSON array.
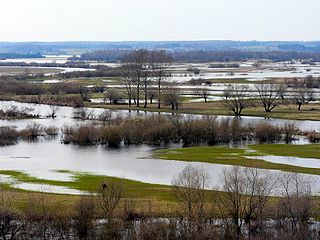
[[255, 83, 286, 112], [150, 50, 172, 109], [292, 79, 315, 110], [223, 85, 250, 116]]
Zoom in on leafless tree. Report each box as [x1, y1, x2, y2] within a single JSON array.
[[97, 180, 124, 220], [223, 85, 250, 116], [214, 166, 274, 239], [0, 187, 24, 240], [122, 50, 149, 108], [292, 79, 315, 110], [199, 88, 209, 103], [172, 165, 209, 235], [147, 90, 157, 104], [150, 50, 172, 109], [48, 105, 60, 119], [276, 173, 315, 239], [163, 86, 180, 111], [255, 83, 286, 112], [73, 196, 95, 240], [119, 61, 135, 107]]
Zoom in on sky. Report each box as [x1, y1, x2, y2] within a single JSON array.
[[0, 0, 319, 42]]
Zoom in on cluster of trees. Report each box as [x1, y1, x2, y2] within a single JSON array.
[[0, 79, 46, 96], [224, 79, 318, 116], [59, 65, 119, 79], [61, 115, 302, 147], [0, 52, 43, 59], [119, 49, 172, 109], [0, 165, 318, 239], [171, 165, 318, 240]]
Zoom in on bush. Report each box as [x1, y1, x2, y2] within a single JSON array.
[[0, 127, 19, 145], [20, 123, 44, 138], [45, 126, 59, 136], [254, 122, 282, 143], [305, 131, 320, 143], [101, 125, 122, 147]]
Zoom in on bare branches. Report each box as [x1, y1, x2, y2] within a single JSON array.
[[223, 85, 250, 116], [214, 166, 274, 238], [255, 83, 286, 112], [97, 180, 124, 219], [292, 79, 315, 110], [120, 50, 172, 109]]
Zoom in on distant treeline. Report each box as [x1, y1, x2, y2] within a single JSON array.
[[1, 40, 320, 54], [0, 61, 92, 68], [73, 50, 320, 62], [0, 52, 43, 59]]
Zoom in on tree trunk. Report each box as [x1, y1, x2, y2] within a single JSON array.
[[158, 82, 161, 109], [298, 103, 302, 111]]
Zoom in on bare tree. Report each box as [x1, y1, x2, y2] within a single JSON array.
[[292, 79, 315, 110], [163, 86, 180, 111], [150, 50, 172, 109], [97, 180, 124, 220], [276, 173, 315, 239], [120, 50, 149, 108], [147, 90, 157, 104], [199, 88, 209, 103], [223, 85, 250, 116], [256, 83, 286, 112], [119, 62, 135, 107], [128, 50, 149, 108], [48, 105, 60, 119], [0, 187, 24, 240], [172, 165, 209, 235], [214, 166, 274, 239], [73, 196, 95, 240]]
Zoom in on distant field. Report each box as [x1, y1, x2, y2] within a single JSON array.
[[0, 66, 62, 75]]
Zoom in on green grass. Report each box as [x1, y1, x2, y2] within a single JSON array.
[[0, 170, 175, 202], [154, 145, 320, 175], [250, 144, 320, 159]]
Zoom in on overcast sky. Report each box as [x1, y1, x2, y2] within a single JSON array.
[[0, 0, 319, 42]]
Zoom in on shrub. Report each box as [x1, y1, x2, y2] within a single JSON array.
[[254, 122, 282, 143], [0, 127, 19, 145], [20, 123, 44, 138], [45, 126, 59, 136]]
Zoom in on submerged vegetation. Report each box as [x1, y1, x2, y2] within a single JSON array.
[[61, 115, 302, 146]]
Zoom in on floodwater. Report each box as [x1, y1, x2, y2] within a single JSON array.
[[1, 100, 320, 195], [1, 101, 319, 131]]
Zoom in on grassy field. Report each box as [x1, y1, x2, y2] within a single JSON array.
[[0, 170, 218, 215], [250, 144, 320, 159], [86, 100, 320, 121], [154, 144, 320, 175], [0, 67, 62, 74]]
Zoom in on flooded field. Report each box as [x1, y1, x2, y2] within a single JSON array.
[[0, 100, 320, 194]]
